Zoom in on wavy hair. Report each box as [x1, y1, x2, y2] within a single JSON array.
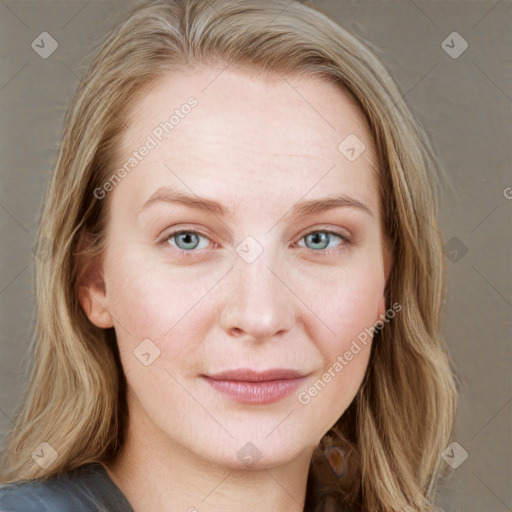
[[1, 1, 458, 511]]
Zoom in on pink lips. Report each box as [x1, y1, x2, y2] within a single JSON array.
[[202, 368, 307, 404]]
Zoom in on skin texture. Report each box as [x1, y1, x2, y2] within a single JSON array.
[[79, 66, 391, 512]]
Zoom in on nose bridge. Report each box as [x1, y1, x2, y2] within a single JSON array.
[[236, 244, 278, 299], [219, 238, 295, 339]]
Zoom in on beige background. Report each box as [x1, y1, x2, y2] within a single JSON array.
[[0, 1, 510, 510]]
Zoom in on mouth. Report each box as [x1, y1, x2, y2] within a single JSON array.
[[201, 368, 308, 404]]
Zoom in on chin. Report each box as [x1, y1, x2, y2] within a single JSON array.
[[179, 424, 320, 472]]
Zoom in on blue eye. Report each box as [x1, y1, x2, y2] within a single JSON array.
[[164, 229, 349, 256], [166, 231, 210, 251], [298, 231, 347, 251]]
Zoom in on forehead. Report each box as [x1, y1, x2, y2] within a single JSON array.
[[112, 67, 379, 219]]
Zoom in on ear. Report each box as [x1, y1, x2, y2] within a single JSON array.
[[76, 236, 114, 329], [78, 277, 114, 329]]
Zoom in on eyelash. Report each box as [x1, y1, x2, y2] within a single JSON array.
[[162, 228, 351, 258]]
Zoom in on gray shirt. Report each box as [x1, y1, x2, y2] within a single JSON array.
[[0, 463, 133, 512]]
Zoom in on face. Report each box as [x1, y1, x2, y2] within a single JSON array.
[[80, 67, 391, 470]]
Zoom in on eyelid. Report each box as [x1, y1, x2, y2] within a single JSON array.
[[162, 225, 352, 256], [292, 229, 350, 255], [295, 225, 351, 241], [163, 228, 214, 250]]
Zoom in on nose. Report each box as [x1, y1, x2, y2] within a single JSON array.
[[219, 246, 296, 342]]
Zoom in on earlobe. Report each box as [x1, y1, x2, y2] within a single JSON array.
[[77, 268, 114, 329]]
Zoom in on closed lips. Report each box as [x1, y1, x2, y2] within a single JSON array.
[[202, 368, 309, 404]]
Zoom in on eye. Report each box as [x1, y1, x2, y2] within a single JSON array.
[[166, 230, 211, 251], [296, 230, 349, 253], [162, 228, 350, 256]]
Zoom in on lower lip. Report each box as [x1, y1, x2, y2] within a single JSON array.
[[203, 376, 305, 404]]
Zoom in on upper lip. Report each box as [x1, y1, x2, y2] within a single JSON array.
[[204, 368, 307, 382]]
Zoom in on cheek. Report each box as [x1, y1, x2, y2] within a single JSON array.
[[318, 269, 385, 345], [297, 283, 379, 425], [107, 244, 208, 323], [105, 234, 385, 378], [102, 245, 224, 371], [307, 271, 383, 403]]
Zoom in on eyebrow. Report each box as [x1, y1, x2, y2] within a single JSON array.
[[139, 185, 374, 219]]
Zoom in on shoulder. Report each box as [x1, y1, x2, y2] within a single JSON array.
[[0, 463, 132, 512], [0, 474, 93, 512]]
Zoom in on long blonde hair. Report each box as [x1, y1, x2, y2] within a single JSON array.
[[2, 1, 458, 510]]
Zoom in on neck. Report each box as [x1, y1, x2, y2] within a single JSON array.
[[104, 389, 313, 512]]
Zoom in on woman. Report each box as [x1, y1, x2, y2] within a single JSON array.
[[0, 1, 458, 511]]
